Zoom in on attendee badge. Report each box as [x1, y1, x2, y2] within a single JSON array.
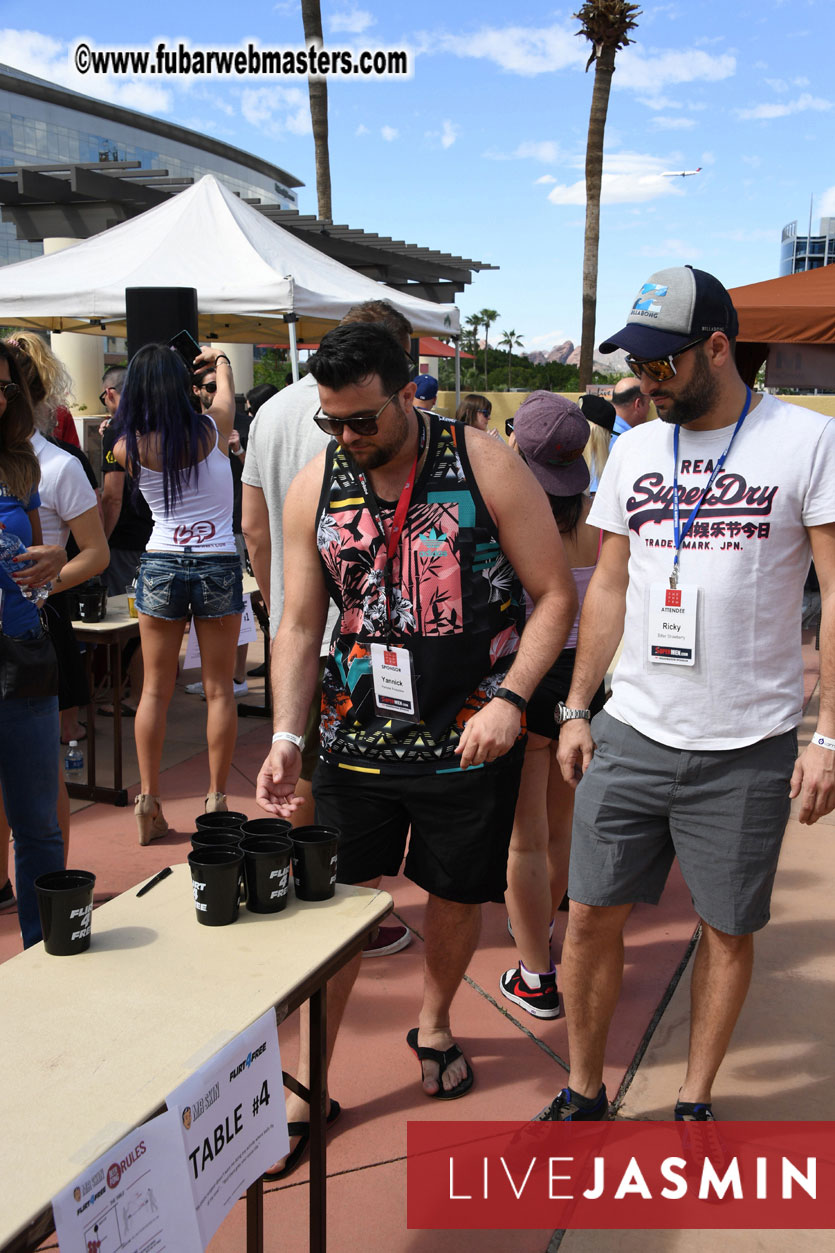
[[648, 583, 699, 666], [370, 643, 420, 722]]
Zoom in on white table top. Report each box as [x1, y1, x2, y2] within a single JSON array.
[[0, 868, 391, 1249]]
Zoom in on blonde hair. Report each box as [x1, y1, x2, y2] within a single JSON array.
[[3, 331, 74, 433], [583, 424, 610, 488]]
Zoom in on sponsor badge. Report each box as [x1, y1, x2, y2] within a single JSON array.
[[370, 642, 420, 722]]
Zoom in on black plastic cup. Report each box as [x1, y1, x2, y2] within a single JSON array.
[[188, 848, 244, 926], [194, 811, 249, 832], [240, 817, 293, 840], [190, 830, 243, 851], [34, 869, 96, 955], [291, 826, 339, 902], [239, 836, 293, 914]]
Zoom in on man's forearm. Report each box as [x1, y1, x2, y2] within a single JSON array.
[[101, 490, 121, 539], [503, 584, 578, 699], [270, 621, 322, 734], [246, 531, 272, 616], [816, 586, 834, 735], [566, 577, 626, 707]]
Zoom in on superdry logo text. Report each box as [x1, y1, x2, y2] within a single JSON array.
[[626, 471, 779, 536]]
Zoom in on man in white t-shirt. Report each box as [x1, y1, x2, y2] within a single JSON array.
[[540, 265, 835, 1124]]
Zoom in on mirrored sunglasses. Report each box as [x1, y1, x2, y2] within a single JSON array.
[[625, 336, 707, 384]]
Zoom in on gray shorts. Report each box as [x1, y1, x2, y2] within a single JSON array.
[[568, 710, 798, 936]]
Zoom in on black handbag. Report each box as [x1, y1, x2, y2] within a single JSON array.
[[0, 616, 59, 701]]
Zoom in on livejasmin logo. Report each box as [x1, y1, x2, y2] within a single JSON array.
[[406, 1122, 831, 1230]]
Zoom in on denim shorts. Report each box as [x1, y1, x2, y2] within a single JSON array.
[[136, 550, 244, 620]]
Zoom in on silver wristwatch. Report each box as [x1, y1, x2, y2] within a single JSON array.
[[556, 701, 591, 725], [271, 731, 306, 751]]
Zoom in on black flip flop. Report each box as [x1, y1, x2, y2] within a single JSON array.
[[406, 1027, 474, 1100], [262, 1071, 341, 1182]]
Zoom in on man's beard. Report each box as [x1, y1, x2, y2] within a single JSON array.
[[345, 401, 410, 470], [656, 348, 720, 425]]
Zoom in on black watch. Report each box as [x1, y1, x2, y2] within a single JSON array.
[[494, 686, 527, 714]]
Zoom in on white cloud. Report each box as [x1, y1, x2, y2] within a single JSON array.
[[355, 123, 369, 136], [638, 239, 702, 259], [615, 46, 736, 94], [652, 116, 696, 130], [328, 8, 376, 35], [440, 119, 458, 149], [637, 95, 683, 111], [765, 78, 789, 93], [819, 186, 835, 217], [546, 152, 685, 206], [381, 125, 399, 142], [737, 92, 833, 120], [529, 329, 568, 346], [741, 155, 762, 167], [240, 87, 310, 135], [535, 175, 557, 185], [1, 29, 172, 113], [418, 21, 583, 76], [486, 139, 561, 163]]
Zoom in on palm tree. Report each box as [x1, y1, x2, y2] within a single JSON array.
[[463, 313, 481, 358], [498, 330, 524, 389], [574, 1, 641, 390], [478, 308, 499, 389], [301, 0, 332, 221]]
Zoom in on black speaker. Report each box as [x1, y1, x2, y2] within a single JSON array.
[[126, 287, 198, 361]]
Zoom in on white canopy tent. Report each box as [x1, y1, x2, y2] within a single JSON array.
[[0, 176, 461, 365]]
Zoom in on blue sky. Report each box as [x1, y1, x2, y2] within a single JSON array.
[[3, 2, 833, 354]]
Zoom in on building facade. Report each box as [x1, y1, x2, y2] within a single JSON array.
[[0, 63, 301, 267], [780, 217, 835, 276]]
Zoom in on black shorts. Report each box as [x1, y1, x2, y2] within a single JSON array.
[[44, 593, 88, 712], [525, 647, 605, 739], [312, 740, 526, 904]]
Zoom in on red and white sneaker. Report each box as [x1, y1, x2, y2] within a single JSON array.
[[500, 963, 561, 1019], [362, 923, 412, 957]]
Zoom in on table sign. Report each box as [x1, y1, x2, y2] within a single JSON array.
[[52, 1111, 203, 1252], [184, 593, 258, 670], [167, 1008, 289, 1246]]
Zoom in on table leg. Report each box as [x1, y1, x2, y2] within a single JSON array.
[[111, 639, 124, 792], [309, 985, 327, 1253], [246, 1175, 264, 1253]]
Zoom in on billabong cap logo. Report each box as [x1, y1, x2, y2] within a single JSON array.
[[633, 283, 668, 314]]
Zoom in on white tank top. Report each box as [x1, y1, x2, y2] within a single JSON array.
[[139, 418, 236, 553]]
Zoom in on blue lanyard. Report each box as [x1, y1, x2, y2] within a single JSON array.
[[670, 386, 752, 588]]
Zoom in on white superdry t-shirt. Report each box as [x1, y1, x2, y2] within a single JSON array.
[[588, 394, 835, 750]]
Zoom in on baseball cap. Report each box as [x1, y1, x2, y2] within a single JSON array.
[[414, 373, 438, 401], [599, 265, 739, 358], [513, 391, 590, 497], [579, 393, 616, 433]]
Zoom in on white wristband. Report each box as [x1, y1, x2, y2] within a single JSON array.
[[812, 730, 835, 751], [272, 731, 305, 751]]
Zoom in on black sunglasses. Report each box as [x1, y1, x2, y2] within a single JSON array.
[[0, 382, 21, 402], [201, 381, 218, 394], [313, 392, 397, 437]]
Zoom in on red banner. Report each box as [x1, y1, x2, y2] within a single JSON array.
[[406, 1121, 835, 1230]]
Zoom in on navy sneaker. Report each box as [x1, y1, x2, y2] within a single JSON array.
[[536, 1085, 608, 1121], [674, 1100, 715, 1121]]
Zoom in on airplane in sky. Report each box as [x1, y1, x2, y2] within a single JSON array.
[[662, 168, 702, 177]]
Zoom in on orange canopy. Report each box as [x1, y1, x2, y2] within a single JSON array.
[[730, 265, 835, 345]]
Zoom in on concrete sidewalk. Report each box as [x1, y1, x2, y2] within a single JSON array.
[[5, 641, 830, 1252]]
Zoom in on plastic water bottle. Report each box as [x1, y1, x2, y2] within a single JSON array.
[[0, 529, 51, 605], [64, 740, 84, 784]]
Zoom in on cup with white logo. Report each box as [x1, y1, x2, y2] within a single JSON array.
[[34, 869, 96, 955], [239, 835, 293, 914], [187, 847, 243, 926]]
